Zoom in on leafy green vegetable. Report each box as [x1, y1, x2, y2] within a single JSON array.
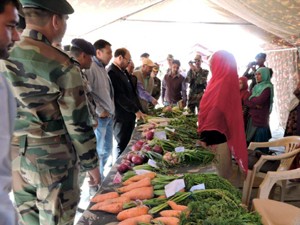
[[180, 189, 262, 225], [184, 173, 241, 199]]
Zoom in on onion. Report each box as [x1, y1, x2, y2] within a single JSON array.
[[127, 152, 138, 162], [136, 140, 145, 146], [131, 155, 144, 165], [146, 131, 154, 140], [131, 143, 142, 151], [152, 145, 163, 154], [121, 159, 131, 166], [117, 163, 131, 173], [142, 144, 152, 151]]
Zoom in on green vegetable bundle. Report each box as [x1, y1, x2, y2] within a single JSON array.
[[180, 189, 262, 225], [184, 173, 241, 199]]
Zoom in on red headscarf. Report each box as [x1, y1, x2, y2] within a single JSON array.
[[239, 76, 250, 102], [198, 50, 248, 173]]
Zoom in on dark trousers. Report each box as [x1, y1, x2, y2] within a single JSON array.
[[113, 119, 135, 157]]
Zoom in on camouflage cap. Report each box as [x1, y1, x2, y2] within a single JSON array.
[[71, 38, 95, 56], [20, 0, 74, 15]]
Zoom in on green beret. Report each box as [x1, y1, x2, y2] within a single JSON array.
[[20, 0, 74, 15]]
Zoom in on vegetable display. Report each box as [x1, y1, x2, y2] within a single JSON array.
[[87, 108, 262, 225]]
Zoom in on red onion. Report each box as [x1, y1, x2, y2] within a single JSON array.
[[117, 163, 131, 173], [146, 131, 154, 140], [152, 145, 163, 154], [131, 155, 144, 165]]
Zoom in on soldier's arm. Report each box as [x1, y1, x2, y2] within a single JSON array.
[[58, 65, 99, 172]]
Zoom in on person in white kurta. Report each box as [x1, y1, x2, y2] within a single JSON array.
[[0, 0, 21, 224], [0, 74, 17, 225]]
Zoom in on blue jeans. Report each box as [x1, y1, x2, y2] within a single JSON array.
[[94, 117, 113, 180]]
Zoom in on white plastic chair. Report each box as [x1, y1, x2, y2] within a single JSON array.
[[242, 136, 300, 207], [253, 168, 300, 225]]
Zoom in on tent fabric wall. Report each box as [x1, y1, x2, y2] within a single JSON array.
[[210, 0, 300, 47], [266, 48, 299, 128]]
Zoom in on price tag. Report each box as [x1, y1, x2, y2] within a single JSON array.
[[165, 127, 175, 133], [175, 146, 185, 152], [154, 131, 167, 140], [190, 183, 205, 192], [165, 179, 185, 198], [135, 169, 152, 175], [148, 159, 159, 168]]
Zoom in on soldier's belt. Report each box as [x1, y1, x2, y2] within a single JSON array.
[[11, 135, 67, 146]]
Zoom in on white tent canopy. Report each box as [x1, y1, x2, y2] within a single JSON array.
[[64, 0, 273, 68]]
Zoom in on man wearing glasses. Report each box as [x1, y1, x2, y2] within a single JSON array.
[[108, 48, 145, 157]]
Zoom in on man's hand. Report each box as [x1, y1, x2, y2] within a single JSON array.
[[88, 167, 101, 186], [135, 110, 146, 121], [151, 98, 158, 105], [100, 110, 110, 118]]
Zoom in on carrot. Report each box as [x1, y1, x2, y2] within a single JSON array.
[[118, 214, 153, 225], [117, 205, 149, 221], [117, 177, 151, 193], [159, 210, 182, 218], [157, 195, 167, 199], [121, 186, 154, 200], [90, 196, 130, 209], [167, 201, 188, 211], [122, 180, 135, 186], [90, 191, 119, 203], [152, 217, 180, 225], [122, 172, 156, 185], [90, 202, 123, 214]]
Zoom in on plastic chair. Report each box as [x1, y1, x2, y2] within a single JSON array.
[[253, 168, 300, 225], [242, 136, 300, 207]]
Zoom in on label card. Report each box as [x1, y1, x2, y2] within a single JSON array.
[[165, 179, 185, 198], [148, 159, 159, 168], [154, 131, 167, 140], [190, 183, 206, 192], [135, 169, 152, 175], [175, 146, 185, 152]]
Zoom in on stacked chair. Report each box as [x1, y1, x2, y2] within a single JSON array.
[[242, 136, 300, 207]]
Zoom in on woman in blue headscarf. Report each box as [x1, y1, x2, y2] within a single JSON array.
[[245, 67, 274, 154]]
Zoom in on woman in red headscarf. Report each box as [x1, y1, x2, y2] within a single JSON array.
[[239, 77, 250, 130], [198, 50, 248, 178]]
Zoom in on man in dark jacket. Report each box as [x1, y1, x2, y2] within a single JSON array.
[[108, 48, 145, 157]]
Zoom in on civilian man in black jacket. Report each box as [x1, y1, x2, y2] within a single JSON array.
[[108, 48, 145, 157]]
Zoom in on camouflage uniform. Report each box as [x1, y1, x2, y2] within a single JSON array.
[[0, 29, 99, 225], [152, 76, 161, 100], [186, 68, 209, 113]]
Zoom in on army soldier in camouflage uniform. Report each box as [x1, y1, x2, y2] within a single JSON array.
[[0, 1, 100, 225], [186, 54, 209, 114]]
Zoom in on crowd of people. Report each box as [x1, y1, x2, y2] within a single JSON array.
[[0, 0, 291, 225]]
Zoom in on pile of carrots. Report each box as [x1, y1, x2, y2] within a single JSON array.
[[89, 171, 189, 225]]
